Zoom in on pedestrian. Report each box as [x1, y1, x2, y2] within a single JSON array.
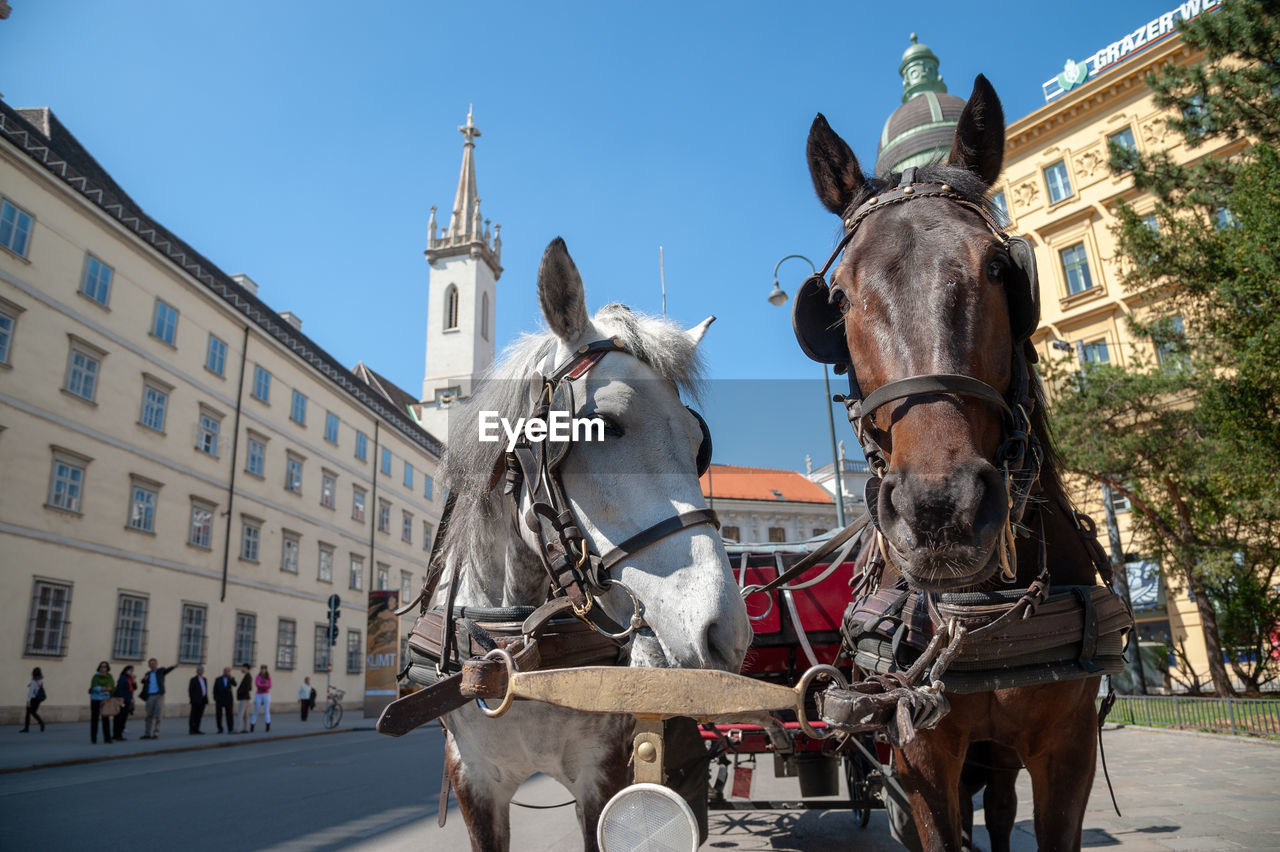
[[188, 666, 209, 734], [112, 665, 136, 741], [212, 667, 236, 734], [250, 664, 271, 732], [298, 676, 313, 721], [138, 658, 176, 740], [88, 661, 114, 744], [234, 663, 252, 733], [19, 667, 45, 733]]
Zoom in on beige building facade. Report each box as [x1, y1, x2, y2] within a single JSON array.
[[994, 24, 1239, 688], [0, 103, 445, 723]]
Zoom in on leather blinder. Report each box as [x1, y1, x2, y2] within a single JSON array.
[[1005, 236, 1040, 343], [792, 273, 850, 366]]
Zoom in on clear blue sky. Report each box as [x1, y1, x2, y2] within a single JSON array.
[[0, 0, 1178, 471]]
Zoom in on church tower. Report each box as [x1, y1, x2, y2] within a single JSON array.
[[420, 107, 503, 439]]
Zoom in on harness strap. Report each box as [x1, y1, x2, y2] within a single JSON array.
[[741, 511, 871, 599], [598, 508, 721, 573], [858, 374, 1015, 427]]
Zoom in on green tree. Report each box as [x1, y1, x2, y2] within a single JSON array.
[[1046, 0, 1280, 697]]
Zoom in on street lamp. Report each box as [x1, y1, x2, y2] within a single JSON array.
[[769, 254, 846, 528]]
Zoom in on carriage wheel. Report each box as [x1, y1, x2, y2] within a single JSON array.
[[844, 753, 872, 829]]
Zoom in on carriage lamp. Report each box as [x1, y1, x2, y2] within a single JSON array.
[[597, 782, 699, 852]]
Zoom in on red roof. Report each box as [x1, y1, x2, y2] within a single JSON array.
[[700, 464, 834, 504]]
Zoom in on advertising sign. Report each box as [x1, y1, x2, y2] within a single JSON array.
[[1042, 0, 1221, 102], [364, 589, 400, 718]]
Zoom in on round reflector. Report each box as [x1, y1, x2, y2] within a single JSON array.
[[597, 782, 698, 852]]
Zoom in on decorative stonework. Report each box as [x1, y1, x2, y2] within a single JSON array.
[[1140, 118, 1169, 148], [1074, 145, 1107, 182], [1012, 179, 1041, 211]]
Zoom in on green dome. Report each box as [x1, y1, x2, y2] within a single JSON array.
[[875, 34, 965, 176]]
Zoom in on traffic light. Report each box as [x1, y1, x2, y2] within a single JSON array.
[[327, 593, 341, 646]]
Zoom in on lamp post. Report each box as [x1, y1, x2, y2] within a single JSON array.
[[770, 254, 846, 528]]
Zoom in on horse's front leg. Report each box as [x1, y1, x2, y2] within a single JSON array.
[[446, 730, 521, 852], [977, 742, 1022, 852], [895, 724, 971, 851], [1019, 680, 1099, 851], [557, 715, 632, 852]]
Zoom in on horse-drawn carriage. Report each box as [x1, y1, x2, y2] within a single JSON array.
[[376, 73, 1135, 852]]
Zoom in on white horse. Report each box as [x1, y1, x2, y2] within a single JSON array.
[[428, 238, 751, 851]]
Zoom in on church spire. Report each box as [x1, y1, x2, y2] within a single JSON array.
[[427, 106, 501, 271]]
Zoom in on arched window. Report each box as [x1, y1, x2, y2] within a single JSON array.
[[443, 285, 459, 331], [481, 292, 490, 341]]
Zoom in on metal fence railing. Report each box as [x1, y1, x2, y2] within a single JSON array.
[[1106, 694, 1280, 737]]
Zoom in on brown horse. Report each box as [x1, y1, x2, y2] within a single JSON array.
[[802, 76, 1111, 850]]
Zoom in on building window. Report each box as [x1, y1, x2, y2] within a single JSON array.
[[127, 478, 159, 533], [375, 562, 389, 591], [151, 299, 179, 346], [768, 527, 786, 543], [346, 630, 362, 674], [80, 255, 113, 306], [1108, 127, 1137, 170], [318, 544, 334, 583], [324, 411, 339, 443], [206, 334, 227, 377], [320, 470, 336, 509], [0, 301, 20, 366], [423, 475, 434, 501], [0, 199, 34, 257], [47, 448, 89, 513], [355, 431, 368, 461], [112, 594, 147, 660], [1043, 160, 1072, 204], [722, 525, 741, 542], [252, 365, 271, 402], [989, 190, 1010, 227], [400, 570, 414, 604], [352, 486, 366, 523], [25, 580, 71, 656], [481, 291, 490, 341], [444, 285, 459, 330], [1214, 206, 1240, 230], [1060, 243, 1094, 295], [1081, 339, 1110, 365], [281, 531, 300, 574], [1155, 316, 1190, 372], [381, 448, 392, 476], [139, 379, 170, 433], [189, 500, 214, 549], [349, 555, 364, 591], [402, 511, 413, 544], [1182, 95, 1209, 138], [1142, 213, 1159, 232], [290, 390, 307, 425], [178, 604, 207, 664], [285, 453, 304, 494], [196, 408, 222, 457], [240, 518, 261, 562], [276, 619, 296, 670], [403, 461, 413, 489], [245, 435, 266, 477], [422, 521, 434, 552], [377, 499, 391, 534], [314, 624, 331, 672], [233, 612, 256, 667], [64, 338, 105, 402]]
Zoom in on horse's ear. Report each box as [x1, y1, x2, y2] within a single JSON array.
[[686, 316, 715, 347], [537, 237, 590, 343], [947, 75, 1005, 186], [807, 114, 866, 216]]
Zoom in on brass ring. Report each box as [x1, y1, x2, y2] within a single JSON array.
[[795, 664, 848, 740], [476, 647, 517, 718]]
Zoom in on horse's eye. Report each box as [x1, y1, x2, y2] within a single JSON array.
[[829, 288, 848, 309], [987, 258, 1008, 280], [598, 418, 624, 438]]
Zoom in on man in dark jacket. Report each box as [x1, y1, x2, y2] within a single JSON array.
[[212, 667, 236, 734], [188, 666, 209, 734], [234, 663, 253, 734], [139, 658, 176, 739]]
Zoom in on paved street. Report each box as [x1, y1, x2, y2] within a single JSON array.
[[0, 720, 1276, 850]]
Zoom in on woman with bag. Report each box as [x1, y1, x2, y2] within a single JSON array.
[[250, 665, 271, 732], [88, 661, 115, 743], [19, 667, 45, 732], [112, 665, 136, 741]]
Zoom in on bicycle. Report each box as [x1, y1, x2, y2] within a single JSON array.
[[322, 687, 344, 729]]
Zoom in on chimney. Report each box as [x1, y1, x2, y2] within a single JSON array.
[[279, 311, 302, 331], [230, 273, 260, 296]]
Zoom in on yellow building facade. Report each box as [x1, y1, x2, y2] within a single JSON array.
[[994, 28, 1241, 689], [0, 104, 444, 722]]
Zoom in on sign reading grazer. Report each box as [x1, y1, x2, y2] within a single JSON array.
[[1042, 0, 1221, 102], [478, 410, 605, 452]]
